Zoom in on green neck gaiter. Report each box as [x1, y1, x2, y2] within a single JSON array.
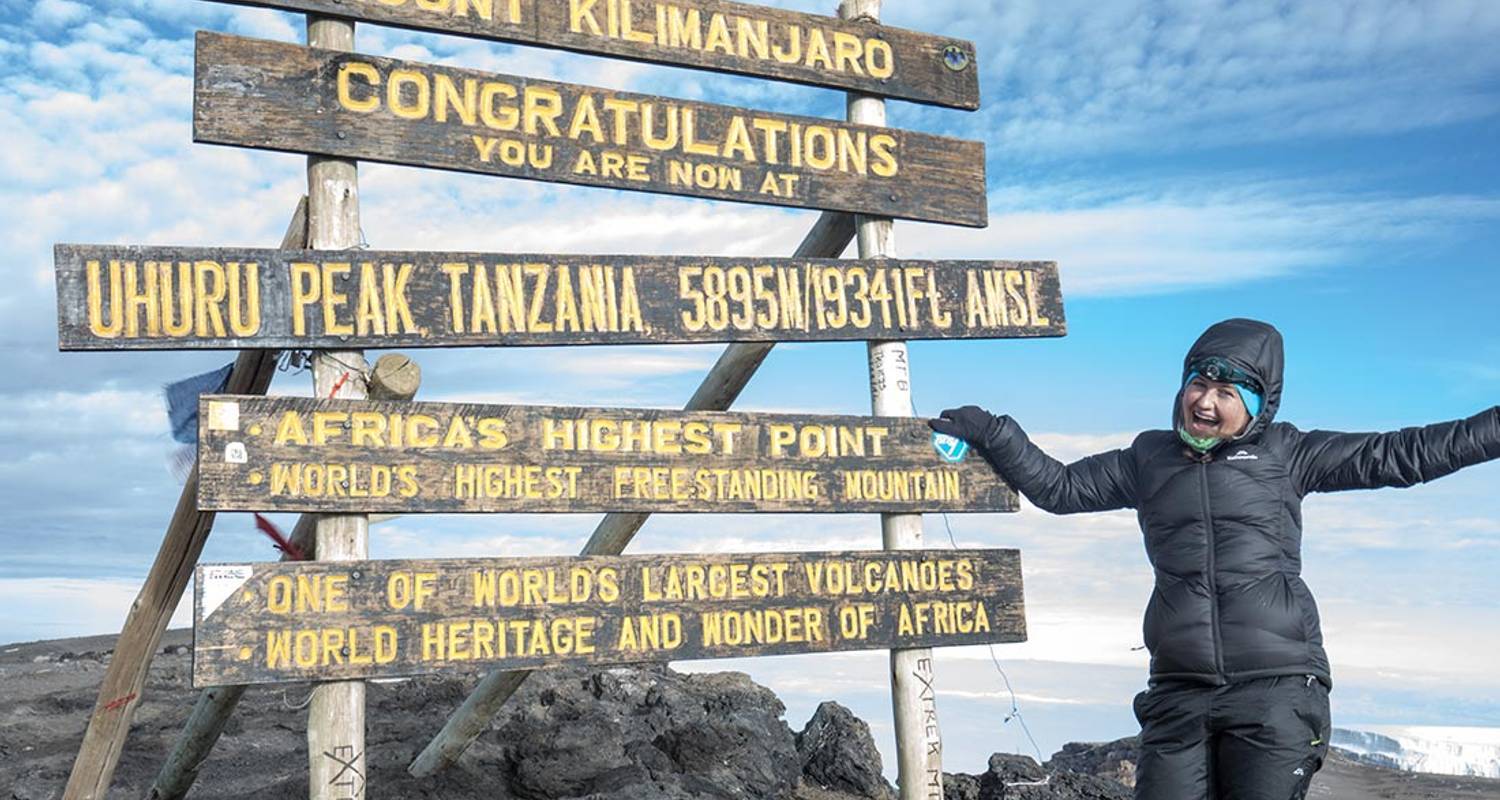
[[1177, 425, 1221, 454]]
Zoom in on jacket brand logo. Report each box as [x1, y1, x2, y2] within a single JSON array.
[[1226, 450, 1258, 461]]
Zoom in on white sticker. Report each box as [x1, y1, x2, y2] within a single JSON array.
[[199, 565, 254, 621], [206, 400, 240, 431], [224, 442, 248, 464]]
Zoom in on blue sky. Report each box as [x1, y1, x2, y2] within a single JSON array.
[[2, 0, 1499, 773]]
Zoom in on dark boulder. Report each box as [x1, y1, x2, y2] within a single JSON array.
[[796, 701, 896, 800], [940, 752, 1130, 800], [493, 666, 803, 800], [1044, 737, 1139, 788], [943, 771, 982, 800], [979, 753, 1046, 798]]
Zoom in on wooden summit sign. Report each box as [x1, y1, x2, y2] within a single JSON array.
[[193, 32, 988, 227], [55, 244, 1065, 350], [192, 548, 1025, 686], [199, 0, 980, 110], [196, 396, 1016, 514]]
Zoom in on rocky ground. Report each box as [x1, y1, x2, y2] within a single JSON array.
[[3, 631, 1498, 799]]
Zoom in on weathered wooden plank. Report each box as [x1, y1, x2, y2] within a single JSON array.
[[192, 548, 1024, 686], [193, 32, 988, 227], [195, 396, 1016, 514], [195, 0, 979, 110], [55, 245, 1064, 350]]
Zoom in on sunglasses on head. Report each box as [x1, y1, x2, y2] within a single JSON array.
[[1187, 357, 1263, 395]]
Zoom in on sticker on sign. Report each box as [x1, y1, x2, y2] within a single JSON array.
[[199, 565, 254, 620]]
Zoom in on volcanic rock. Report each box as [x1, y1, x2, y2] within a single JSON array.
[[796, 701, 896, 800], [941, 752, 1130, 800], [942, 771, 982, 800], [1045, 737, 1139, 787], [5, 632, 1500, 799], [492, 666, 802, 800]]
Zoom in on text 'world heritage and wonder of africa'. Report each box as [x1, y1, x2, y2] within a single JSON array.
[[192, 549, 1025, 686]]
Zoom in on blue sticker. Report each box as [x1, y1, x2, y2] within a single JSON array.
[[931, 431, 970, 464]]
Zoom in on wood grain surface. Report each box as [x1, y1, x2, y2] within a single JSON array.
[[192, 548, 1025, 686], [194, 395, 1017, 514], [56, 245, 1064, 350], [193, 33, 988, 226], [194, 0, 980, 109]]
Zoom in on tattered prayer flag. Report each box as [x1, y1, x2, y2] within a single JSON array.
[[253, 513, 305, 561], [165, 363, 234, 444]]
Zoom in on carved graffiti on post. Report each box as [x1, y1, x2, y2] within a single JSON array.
[[195, 0, 980, 110], [55, 245, 1065, 350], [192, 549, 1025, 686], [193, 33, 988, 227], [195, 396, 1017, 514], [322, 746, 365, 799]]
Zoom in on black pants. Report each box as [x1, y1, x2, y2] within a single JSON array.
[[1133, 675, 1331, 800]]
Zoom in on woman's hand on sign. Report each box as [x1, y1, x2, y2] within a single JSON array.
[[929, 406, 998, 446]]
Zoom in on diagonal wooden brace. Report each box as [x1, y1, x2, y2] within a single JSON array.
[[62, 199, 308, 800], [407, 210, 856, 778]]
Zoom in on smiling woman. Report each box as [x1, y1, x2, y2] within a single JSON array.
[[930, 317, 1500, 799], [1178, 362, 1258, 451]]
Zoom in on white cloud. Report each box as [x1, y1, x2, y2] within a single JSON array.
[[0, 577, 191, 645], [0, 388, 165, 442], [1029, 431, 1137, 462], [930, 0, 1500, 157], [1320, 602, 1500, 687], [899, 186, 1500, 296], [221, 6, 300, 41], [30, 0, 90, 28]]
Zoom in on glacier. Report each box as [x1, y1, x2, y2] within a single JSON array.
[[1332, 726, 1500, 779]]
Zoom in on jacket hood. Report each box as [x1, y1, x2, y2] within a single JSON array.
[[1175, 318, 1285, 443]]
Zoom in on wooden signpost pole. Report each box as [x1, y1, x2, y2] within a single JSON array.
[[149, 355, 421, 800], [60, 199, 306, 800], [407, 210, 857, 778], [302, 15, 371, 800], [840, 2, 944, 798]]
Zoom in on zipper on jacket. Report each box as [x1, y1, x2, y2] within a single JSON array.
[[1198, 462, 1226, 679]]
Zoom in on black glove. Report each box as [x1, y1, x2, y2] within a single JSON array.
[[928, 406, 998, 446]]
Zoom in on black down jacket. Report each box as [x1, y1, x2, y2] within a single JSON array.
[[972, 318, 1500, 686]]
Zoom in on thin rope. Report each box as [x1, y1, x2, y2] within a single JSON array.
[[281, 687, 315, 711], [915, 394, 1052, 784]]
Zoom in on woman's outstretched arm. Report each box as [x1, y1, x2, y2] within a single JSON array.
[[1289, 406, 1500, 495], [932, 406, 1138, 514]]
